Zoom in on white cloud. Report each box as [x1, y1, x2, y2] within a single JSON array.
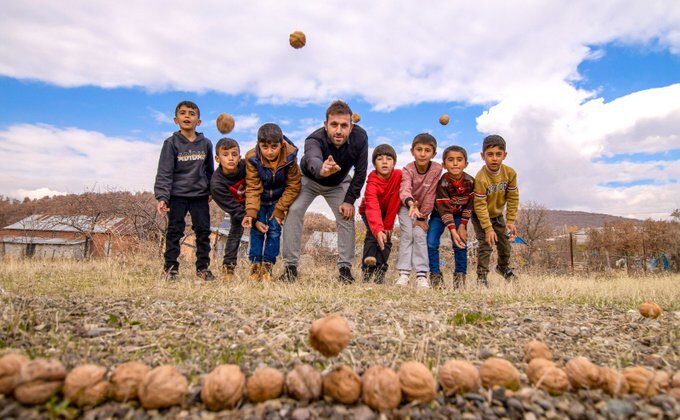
[[1, 1, 679, 109], [11, 188, 67, 200], [149, 108, 174, 125], [0, 124, 159, 197]]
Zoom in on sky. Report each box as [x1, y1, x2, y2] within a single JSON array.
[[1, 1, 679, 220]]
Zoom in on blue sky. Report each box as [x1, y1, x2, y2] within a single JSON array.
[[1, 1, 679, 219]]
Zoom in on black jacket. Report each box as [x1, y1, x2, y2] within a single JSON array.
[[210, 160, 246, 221], [154, 131, 214, 202], [300, 125, 368, 204]]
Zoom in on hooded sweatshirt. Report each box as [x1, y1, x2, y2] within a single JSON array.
[[300, 125, 368, 204], [359, 169, 403, 237], [154, 131, 214, 202], [210, 160, 247, 221]]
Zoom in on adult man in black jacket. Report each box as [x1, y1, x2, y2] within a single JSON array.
[[281, 100, 368, 283]]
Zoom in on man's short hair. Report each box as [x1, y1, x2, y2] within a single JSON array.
[[257, 123, 284, 144], [325, 100, 353, 121], [442, 145, 468, 162], [372, 144, 397, 164], [175, 100, 200, 118], [482, 134, 506, 152], [215, 138, 240, 155], [412, 133, 437, 151]]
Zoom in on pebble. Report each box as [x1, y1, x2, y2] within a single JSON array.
[[535, 398, 553, 411], [86, 327, 116, 337], [351, 406, 376, 420], [507, 398, 524, 413], [464, 393, 486, 403], [291, 407, 311, 420], [524, 412, 537, 420], [567, 401, 585, 419], [605, 399, 636, 418]]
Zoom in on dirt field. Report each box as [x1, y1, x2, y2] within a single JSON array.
[[1, 258, 679, 419]]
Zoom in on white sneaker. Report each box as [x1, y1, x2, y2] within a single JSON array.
[[395, 273, 409, 286], [416, 276, 430, 289]]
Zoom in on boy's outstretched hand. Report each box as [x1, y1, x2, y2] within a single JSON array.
[[506, 222, 518, 241], [451, 230, 466, 249], [319, 155, 341, 177], [242, 216, 252, 228], [457, 224, 468, 242], [408, 201, 422, 219], [156, 200, 169, 215], [485, 229, 497, 246]]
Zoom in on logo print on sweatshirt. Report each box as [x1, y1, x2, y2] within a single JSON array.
[[178, 151, 206, 162], [486, 181, 509, 195]]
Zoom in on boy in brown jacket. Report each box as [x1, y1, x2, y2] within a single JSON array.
[[242, 123, 302, 281]]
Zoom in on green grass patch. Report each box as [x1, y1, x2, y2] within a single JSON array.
[[448, 311, 494, 326]]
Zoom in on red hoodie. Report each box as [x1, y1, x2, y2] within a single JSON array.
[[359, 169, 403, 237]]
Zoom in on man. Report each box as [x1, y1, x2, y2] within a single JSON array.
[[281, 100, 368, 283]]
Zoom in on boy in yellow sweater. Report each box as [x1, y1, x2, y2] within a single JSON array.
[[471, 135, 519, 286]]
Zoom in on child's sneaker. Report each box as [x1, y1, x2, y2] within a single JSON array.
[[416, 275, 430, 289], [495, 266, 518, 281], [452, 272, 466, 289], [249, 263, 262, 281], [164, 268, 179, 282], [429, 272, 444, 288], [196, 269, 215, 281], [395, 273, 409, 287], [222, 264, 236, 281], [261, 262, 273, 281]]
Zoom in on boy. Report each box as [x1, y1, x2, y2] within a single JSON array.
[[242, 123, 302, 281], [358, 144, 402, 284], [431, 145, 475, 288], [154, 100, 214, 281], [397, 133, 443, 288], [471, 134, 519, 286], [210, 138, 246, 281]]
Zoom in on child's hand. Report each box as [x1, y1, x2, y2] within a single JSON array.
[[376, 231, 387, 251], [408, 201, 422, 219], [506, 222, 518, 241], [242, 216, 252, 228], [255, 221, 268, 233], [273, 216, 283, 226], [451, 230, 466, 249], [319, 155, 341, 177], [415, 219, 429, 232], [485, 229, 497, 246], [457, 224, 468, 242], [156, 200, 169, 215], [339, 203, 355, 220]]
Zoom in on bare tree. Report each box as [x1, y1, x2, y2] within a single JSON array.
[[515, 201, 553, 263]]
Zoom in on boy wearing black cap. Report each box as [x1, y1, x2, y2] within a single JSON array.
[[471, 134, 519, 286], [358, 144, 402, 283]]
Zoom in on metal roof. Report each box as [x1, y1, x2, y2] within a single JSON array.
[[3, 214, 126, 234], [0, 236, 87, 245]]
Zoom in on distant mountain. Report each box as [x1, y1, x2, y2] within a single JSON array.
[[543, 209, 641, 230]]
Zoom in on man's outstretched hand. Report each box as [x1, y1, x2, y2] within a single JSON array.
[[319, 155, 341, 177]]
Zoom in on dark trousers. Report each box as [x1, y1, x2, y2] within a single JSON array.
[[471, 213, 512, 276], [164, 195, 211, 271], [361, 215, 392, 273], [223, 215, 244, 266]]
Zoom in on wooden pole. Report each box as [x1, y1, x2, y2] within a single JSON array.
[[569, 232, 574, 274], [642, 238, 647, 274]]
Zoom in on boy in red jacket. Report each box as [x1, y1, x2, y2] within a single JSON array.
[[358, 144, 402, 284]]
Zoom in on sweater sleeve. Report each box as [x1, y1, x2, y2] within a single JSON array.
[[303, 137, 324, 178], [383, 171, 403, 231], [153, 140, 175, 203], [505, 169, 519, 224], [419, 168, 441, 217], [399, 166, 414, 206], [273, 161, 302, 221], [343, 139, 368, 205], [473, 173, 493, 233], [435, 178, 455, 229], [244, 157, 263, 219], [205, 141, 215, 184], [363, 180, 384, 237], [210, 174, 245, 222]]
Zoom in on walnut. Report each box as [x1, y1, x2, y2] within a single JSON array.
[[289, 31, 306, 49], [352, 113, 361, 124], [526, 359, 569, 395], [479, 357, 520, 391], [398, 361, 436, 403], [323, 364, 361, 404], [439, 115, 450, 125], [439, 360, 480, 395], [246, 367, 284, 402], [523, 340, 553, 362], [63, 364, 109, 407], [216, 113, 235, 135], [669, 387, 680, 399], [109, 361, 151, 402], [599, 367, 629, 396], [138, 365, 188, 409], [13, 359, 66, 405], [638, 302, 663, 318], [285, 364, 322, 401], [672, 371, 680, 388], [201, 364, 245, 411], [309, 315, 351, 357], [362, 366, 401, 412], [622, 367, 670, 397], [0, 353, 29, 395], [564, 357, 601, 390]]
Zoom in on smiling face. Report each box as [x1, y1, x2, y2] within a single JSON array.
[[411, 143, 436, 169], [174, 105, 201, 132], [374, 155, 395, 179], [443, 150, 468, 178], [216, 146, 240, 173], [481, 146, 507, 172], [259, 141, 282, 162], [324, 113, 353, 148]]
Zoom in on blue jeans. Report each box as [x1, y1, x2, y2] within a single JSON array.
[[427, 214, 467, 274], [248, 204, 282, 264]]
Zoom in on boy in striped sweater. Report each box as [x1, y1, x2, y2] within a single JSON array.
[[471, 135, 519, 286]]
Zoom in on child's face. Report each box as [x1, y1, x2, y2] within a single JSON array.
[[216, 146, 240, 172], [443, 151, 468, 177], [174, 105, 201, 131], [411, 143, 436, 167], [374, 155, 395, 179], [259, 141, 282, 162], [481, 146, 507, 172]]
